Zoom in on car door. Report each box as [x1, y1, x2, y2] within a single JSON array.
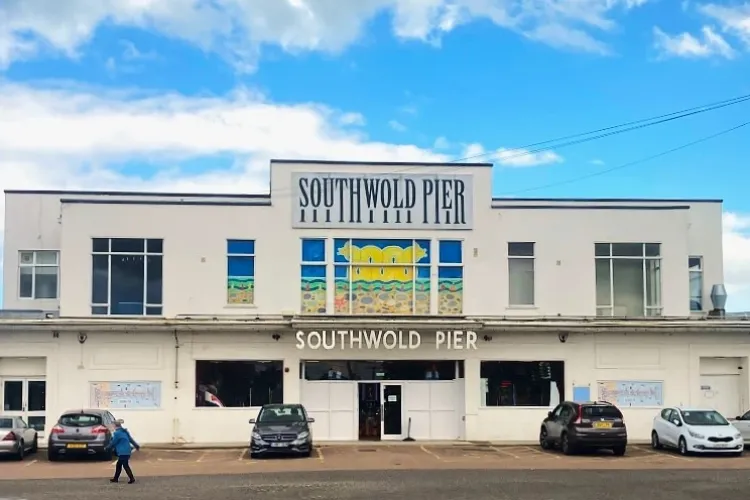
[[732, 410, 750, 440], [654, 409, 671, 444], [545, 404, 564, 441], [556, 404, 576, 442], [663, 409, 683, 446], [18, 418, 35, 449]]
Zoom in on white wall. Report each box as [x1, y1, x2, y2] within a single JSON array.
[[2, 162, 724, 318]]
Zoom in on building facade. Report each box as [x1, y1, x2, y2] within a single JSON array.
[[1, 159, 746, 446]]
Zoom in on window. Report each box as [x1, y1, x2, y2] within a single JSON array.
[[480, 361, 565, 407], [91, 238, 163, 316], [302, 360, 461, 381], [257, 405, 307, 423], [689, 256, 703, 312], [19, 250, 59, 299], [508, 242, 535, 306], [195, 360, 283, 407], [301, 239, 326, 314], [227, 240, 255, 305], [595, 243, 662, 317], [334, 238, 431, 314], [438, 240, 463, 315]]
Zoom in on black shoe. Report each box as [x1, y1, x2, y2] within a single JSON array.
[[110, 479, 119, 483], [128, 479, 136, 484]]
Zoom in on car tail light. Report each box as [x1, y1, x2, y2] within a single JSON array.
[[92, 425, 108, 434], [2, 432, 16, 441], [50, 425, 64, 434]]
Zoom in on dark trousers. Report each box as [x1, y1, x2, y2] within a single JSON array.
[[113, 455, 134, 481]]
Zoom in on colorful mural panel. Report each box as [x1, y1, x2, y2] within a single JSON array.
[[334, 238, 430, 315], [301, 239, 327, 314], [227, 239, 255, 305], [438, 240, 463, 315]]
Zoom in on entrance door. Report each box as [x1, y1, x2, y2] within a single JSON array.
[[2, 378, 47, 438], [699, 374, 740, 418], [381, 383, 404, 440]]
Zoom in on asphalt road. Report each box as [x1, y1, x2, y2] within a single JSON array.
[[1, 469, 749, 500]]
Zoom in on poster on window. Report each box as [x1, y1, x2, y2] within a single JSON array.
[[89, 381, 162, 409], [596, 380, 663, 407]]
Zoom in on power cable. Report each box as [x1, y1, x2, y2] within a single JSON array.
[[495, 120, 750, 197], [451, 93, 750, 164]]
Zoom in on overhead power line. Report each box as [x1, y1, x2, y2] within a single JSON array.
[[495, 119, 750, 197], [451, 92, 750, 164]]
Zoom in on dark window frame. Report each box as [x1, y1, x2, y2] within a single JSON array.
[[480, 360, 565, 407], [195, 360, 284, 408]]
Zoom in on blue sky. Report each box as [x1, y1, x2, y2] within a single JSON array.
[[1, 0, 750, 308]]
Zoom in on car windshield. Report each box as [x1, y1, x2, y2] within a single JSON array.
[[681, 410, 729, 426], [60, 414, 102, 427], [257, 406, 305, 423], [583, 406, 622, 419], [0, 418, 13, 428]]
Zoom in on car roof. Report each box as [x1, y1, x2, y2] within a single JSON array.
[[672, 407, 719, 412], [564, 400, 616, 406], [61, 409, 108, 415], [261, 403, 304, 409]]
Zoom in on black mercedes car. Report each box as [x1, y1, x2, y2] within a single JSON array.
[[248, 404, 315, 458]]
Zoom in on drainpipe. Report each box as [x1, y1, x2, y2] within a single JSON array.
[[173, 329, 181, 444]]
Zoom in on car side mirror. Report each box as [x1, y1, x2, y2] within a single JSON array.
[[547, 411, 553, 419], [248, 418, 256, 424], [307, 418, 315, 423], [736, 416, 742, 421], [672, 419, 681, 426]]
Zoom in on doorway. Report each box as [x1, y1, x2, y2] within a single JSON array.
[[381, 383, 404, 440], [2, 378, 47, 438], [358, 382, 381, 440]]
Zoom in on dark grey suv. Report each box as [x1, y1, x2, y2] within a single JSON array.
[[540, 401, 627, 455], [249, 404, 314, 458]]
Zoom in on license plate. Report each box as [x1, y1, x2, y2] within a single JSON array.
[[66, 443, 87, 449], [714, 443, 730, 448], [270, 443, 288, 448], [593, 422, 613, 429]]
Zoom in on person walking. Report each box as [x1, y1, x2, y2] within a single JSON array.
[[107, 419, 140, 484]]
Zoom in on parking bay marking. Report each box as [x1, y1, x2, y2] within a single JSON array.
[[24, 460, 37, 467]]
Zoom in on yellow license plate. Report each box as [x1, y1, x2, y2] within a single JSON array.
[[66, 443, 87, 449], [593, 422, 613, 429]]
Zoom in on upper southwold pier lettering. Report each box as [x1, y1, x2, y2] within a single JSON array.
[[291, 172, 474, 230], [295, 330, 478, 350]]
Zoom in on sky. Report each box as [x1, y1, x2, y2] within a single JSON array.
[[1, 0, 750, 310]]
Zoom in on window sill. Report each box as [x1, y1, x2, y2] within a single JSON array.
[[506, 305, 538, 310], [223, 304, 258, 310], [193, 406, 262, 410]]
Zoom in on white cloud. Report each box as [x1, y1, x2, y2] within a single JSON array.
[[653, 25, 736, 59], [723, 212, 750, 311], [590, 158, 605, 165], [389, 120, 407, 132], [0, 0, 651, 70], [699, 3, 750, 46], [433, 136, 451, 149], [459, 143, 563, 167]]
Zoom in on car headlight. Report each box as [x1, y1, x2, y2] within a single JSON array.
[[688, 430, 705, 439], [251, 431, 263, 441], [735, 433, 742, 440], [296, 431, 310, 440]]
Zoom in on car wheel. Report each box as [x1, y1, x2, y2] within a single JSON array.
[[15, 441, 24, 461], [30, 435, 38, 453], [678, 437, 689, 456], [651, 431, 662, 450], [612, 446, 626, 456], [47, 449, 59, 462], [561, 433, 575, 455], [539, 427, 551, 450]]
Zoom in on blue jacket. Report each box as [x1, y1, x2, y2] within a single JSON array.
[[108, 428, 140, 457]]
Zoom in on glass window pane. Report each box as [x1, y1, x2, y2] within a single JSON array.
[[91, 306, 108, 315], [509, 258, 534, 305], [3, 381, 22, 411], [110, 238, 145, 253], [35, 251, 57, 265], [333, 239, 351, 262], [611, 243, 644, 257], [645, 243, 661, 257], [478, 361, 564, 407], [27, 381, 46, 412], [689, 257, 702, 271], [147, 239, 163, 254], [228, 256, 254, 277], [439, 240, 462, 264], [438, 266, 462, 279], [646, 260, 661, 308], [508, 242, 534, 257], [110, 254, 145, 315], [594, 243, 610, 257], [612, 259, 645, 316], [301, 239, 326, 262], [19, 251, 34, 265], [690, 271, 703, 311], [146, 306, 163, 316], [92, 255, 109, 304], [595, 259, 611, 306], [415, 240, 431, 264], [146, 255, 163, 305], [19, 267, 33, 298], [596, 307, 612, 317], [301, 264, 326, 278], [34, 267, 58, 299], [227, 239, 254, 255], [92, 238, 109, 252]]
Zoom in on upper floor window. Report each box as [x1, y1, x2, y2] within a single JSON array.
[[508, 242, 535, 306], [301, 239, 326, 314], [227, 240, 255, 305], [438, 240, 463, 315], [689, 256, 703, 312], [334, 238, 431, 315], [595, 243, 661, 317], [19, 250, 59, 299], [91, 238, 163, 316]]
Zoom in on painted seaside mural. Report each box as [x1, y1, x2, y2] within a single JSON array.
[[301, 238, 327, 314], [334, 239, 431, 315], [438, 240, 463, 315], [227, 239, 255, 305]]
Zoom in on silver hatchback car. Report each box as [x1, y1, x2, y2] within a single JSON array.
[[0, 416, 39, 460]]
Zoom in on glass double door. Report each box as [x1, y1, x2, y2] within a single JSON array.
[[2, 378, 46, 437]]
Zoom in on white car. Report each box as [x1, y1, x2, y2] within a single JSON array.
[[651, 407, 743, 456]]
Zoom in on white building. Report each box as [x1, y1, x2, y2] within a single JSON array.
[[0, 159, 747, 446]]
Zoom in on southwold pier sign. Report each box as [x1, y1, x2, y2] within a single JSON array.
[[291, 172, 474, 229], [295, 330, 478, 350]]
